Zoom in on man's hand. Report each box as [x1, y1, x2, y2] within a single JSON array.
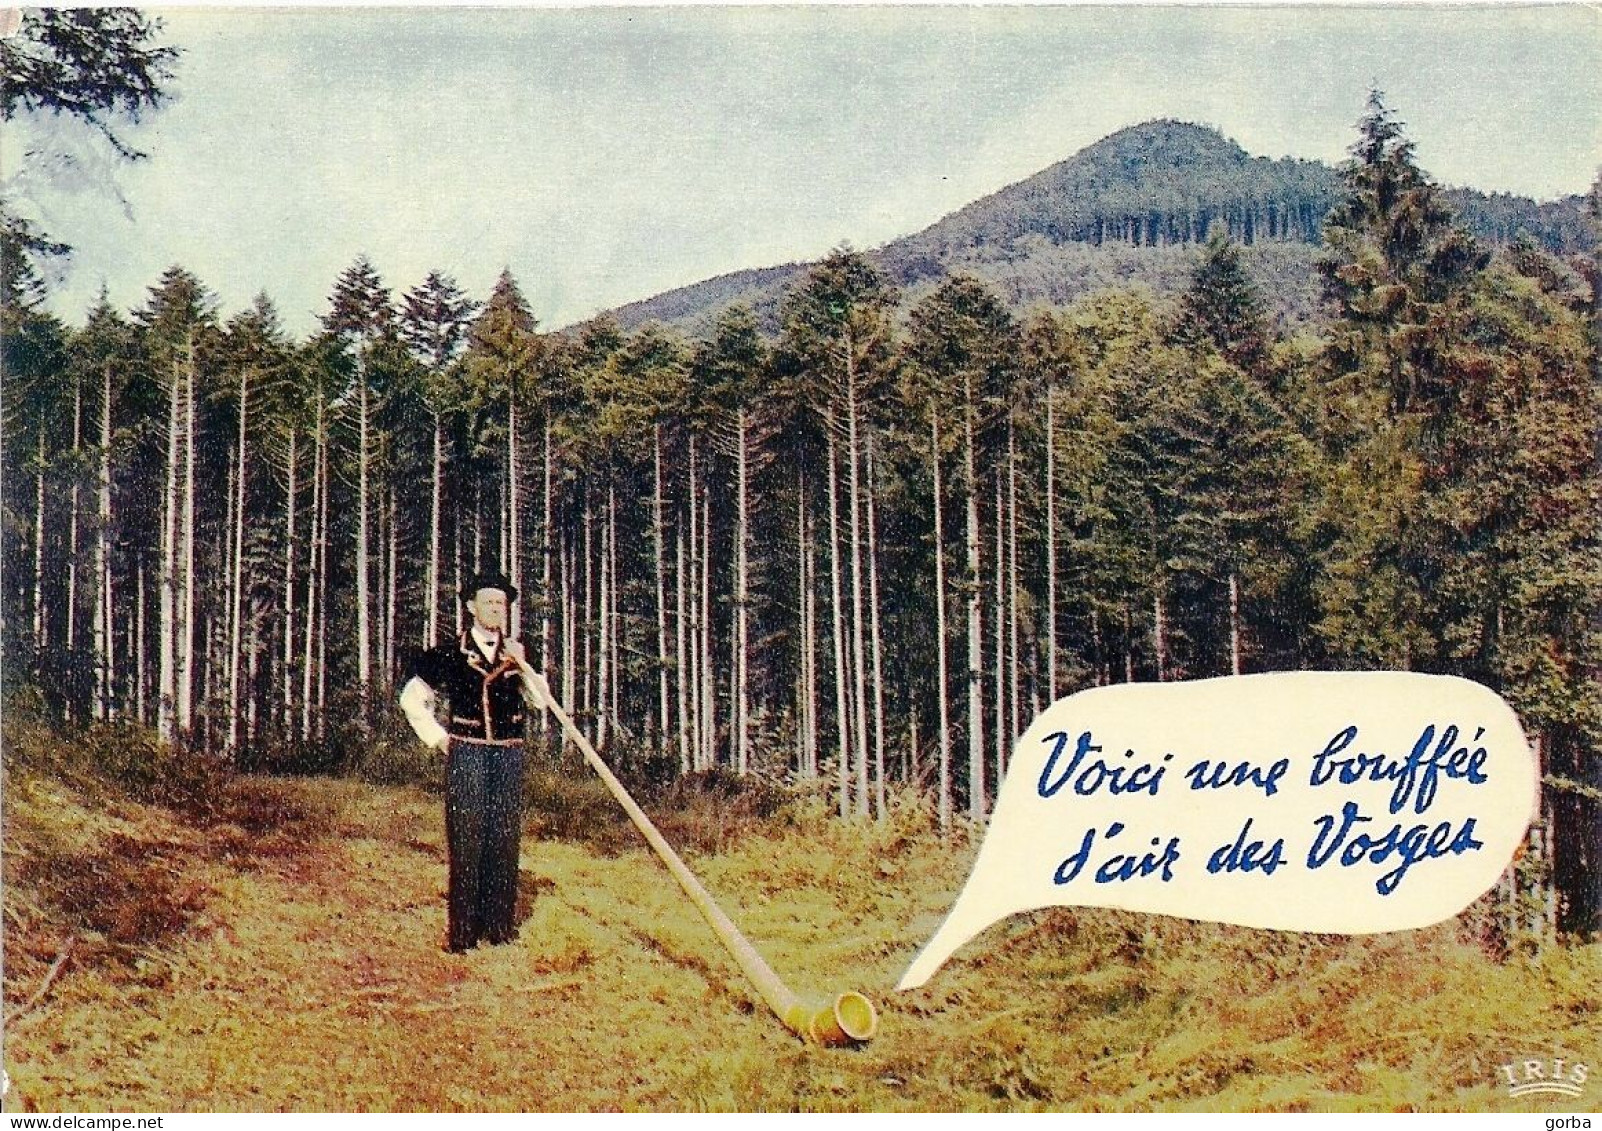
[[522, 667, 552, 712], [501, 637, 552, 711]]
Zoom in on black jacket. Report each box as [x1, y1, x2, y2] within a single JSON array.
[[407, 632, 529, 742]]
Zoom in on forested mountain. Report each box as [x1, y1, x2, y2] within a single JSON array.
[[613, 120, 1593, 336]]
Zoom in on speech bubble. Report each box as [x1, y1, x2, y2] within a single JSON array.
[[898, 672, 1537, 991]]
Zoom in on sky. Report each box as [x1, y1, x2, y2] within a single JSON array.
[[7, 4, 1601, 338]]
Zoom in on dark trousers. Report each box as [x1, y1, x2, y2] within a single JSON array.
[[445, 739, 526, 950]]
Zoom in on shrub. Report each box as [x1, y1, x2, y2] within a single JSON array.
[[85, 721, 228, 813], [1, 698, 227, 815]]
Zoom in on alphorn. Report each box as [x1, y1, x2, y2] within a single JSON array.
[[516, 657, 877, 1046]]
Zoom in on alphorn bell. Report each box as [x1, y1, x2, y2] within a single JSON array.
[[515, 656, 877, 1046]]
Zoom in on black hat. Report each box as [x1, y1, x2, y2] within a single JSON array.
[[460, 571, 518, 605]]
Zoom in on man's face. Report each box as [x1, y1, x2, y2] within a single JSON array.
[[468, 588, 509, 634]]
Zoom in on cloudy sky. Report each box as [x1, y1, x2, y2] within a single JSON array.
[[8, 4, 1601, 337]]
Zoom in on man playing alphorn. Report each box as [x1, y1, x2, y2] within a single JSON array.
[[399, 571, 552, 952]]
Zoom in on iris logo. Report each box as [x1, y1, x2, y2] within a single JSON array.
[[1498, 1057, 1588, 1100]]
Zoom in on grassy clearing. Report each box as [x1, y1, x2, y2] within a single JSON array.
[[2, 734, 1597, 1112]]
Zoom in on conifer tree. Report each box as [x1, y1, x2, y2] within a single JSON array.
[[401, 271, 478, 647], [780, 248, 899, 815], [0, 7, 178, 158], [1318, 90, 1487, 426], [66, 294, 139, 719], [1, 8, 179, 271], [1, 284, 68, 685], [1174, 227, 1272, 376], [135, 266, 216, 743], [214, 295, 291, 756], [1433, 253, 1600, 934], [465, 270, 540, 637], [1315, 92, 1488, 669], [1315, 94, 1599, 931], [1139, 353, 1310, 676], [1163, 232, 1310, 673], [323, 255, 397, 722], [906, 274, 1018, 817], [695, 305, 773, 775]]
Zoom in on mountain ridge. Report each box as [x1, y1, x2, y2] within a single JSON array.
[[601, 119, 1592, 336]]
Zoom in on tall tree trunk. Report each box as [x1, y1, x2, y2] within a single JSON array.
[[315, 416, 330, 740], [734, 409, 751, 775], [1153, 587, 1167, 682], [385, 483, 398, 685], [427, 411, 443, 648], [964, 385, 985, 819], [993, 467, 1006, 785], [67, 379, 82, 657], [845, 339, 870, 817], [806, 482, 820, 778], [1123, 604, 1135, 684], [507, 392, 520, 639], [824, 417, 851, 818], [227, 365, 249, 757], [1229, 570, 1242, 676], [32, 424, 45, 652], [797, 469, 817, 778], [541, 416, 554, 735], [1029, 637, 1042, 717], [687, 440, 703, 769], [596, 483, 611, 749], [135, 553, 147, 724], [375, 472, 387, 689], [452, 495, 463, 640], [1008, 422, 1021, 744], [355, 353, 371, 722], [301, 404, 322, 744], [95, 362, 114, 719], [675, 520, 691, 774], [654, 425, 671, 750], [246, 600, 260, 753], [281, 426, 297, 734], [178, 338, 197, 735], [158, 368, 179, 744], [1045, 383, 1058, 702], [609, 484, 620, 736], [561, 529, 576, 730], [866, 440, 887, 819], [793, 473, 804, 774], [907, 708, 918, 799], [931, 412, 953, 831], [700, 473, 715, 771], [472, 480, 482, 574], [582, 491, 594, 736], [204, 536, 222, 750], [729, 556, 739, 773]]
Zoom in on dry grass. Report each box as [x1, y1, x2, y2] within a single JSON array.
[[2, 744, 1597, 1112]]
